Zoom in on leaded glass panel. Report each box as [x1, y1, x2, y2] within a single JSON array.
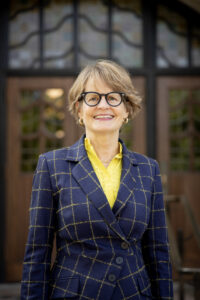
[[169, 89, 200, 171], [21, 139, 39, 172], [9, 1, 199, 70], [8, 0, 145, 69], [9, 0, 39, 69], [157, 5, 188, 68], [20, 88, 66, 172], [112, 0, 143, 68], [45, 138, 63, 151], [43, 0, 74, 68], [79, 0, 108, 67]]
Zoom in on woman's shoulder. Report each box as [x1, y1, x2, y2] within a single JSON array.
[[38, 137, 85, 162], [38, 147, 70, 161], [126, 148, 158, 166], [127, 150, 161, 180]]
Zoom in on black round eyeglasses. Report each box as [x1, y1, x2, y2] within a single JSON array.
[[78, 91, 127, 107]]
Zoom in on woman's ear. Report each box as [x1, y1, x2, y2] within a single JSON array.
[[124, 103, 129, 118], [75, 101, 79, 109], [76, 101, 82, 119], [125, 110, 129, 119]]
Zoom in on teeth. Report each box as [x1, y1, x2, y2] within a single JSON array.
[[95, 115, 113, 119]]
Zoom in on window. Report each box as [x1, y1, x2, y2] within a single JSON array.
[[8, 0, 143, 69], [20, 88, 65, 172], [9, 0, 39, 68], [156, 4, 200, 69], [157, 5, 188, 68]]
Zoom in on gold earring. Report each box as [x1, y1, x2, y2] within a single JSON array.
[[79, 118, 84, 126], [124, 117, 129, 124]]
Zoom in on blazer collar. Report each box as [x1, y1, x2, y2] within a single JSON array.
[[66, 135, 138, 242], [64, 135, 87, 162], [65, 134, 138, 166]]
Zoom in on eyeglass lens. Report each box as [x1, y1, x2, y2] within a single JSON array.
[[84, 92, 122, 106]]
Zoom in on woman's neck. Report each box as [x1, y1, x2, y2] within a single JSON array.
[[86, 131, 120, 167]]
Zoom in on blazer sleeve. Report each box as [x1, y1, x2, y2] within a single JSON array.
[[21, 154, 56, 300], [141, 160, 173, 299]]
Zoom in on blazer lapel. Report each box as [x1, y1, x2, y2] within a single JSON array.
[[66, 136, 128, 242], [112, 142, 139, 217]]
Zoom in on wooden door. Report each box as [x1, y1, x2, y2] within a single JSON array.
[[5, 76, 146, 281], [157, 77, 200, 269], [5, 77, 81, 281]]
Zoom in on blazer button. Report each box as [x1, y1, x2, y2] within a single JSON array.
[[121, 242, 129, 249], [116, 256, 124, 264], [108, 274, 116, 282]]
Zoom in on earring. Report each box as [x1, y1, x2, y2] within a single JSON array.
[[124, 117, 129, 124], [79, 118, 84, 126]]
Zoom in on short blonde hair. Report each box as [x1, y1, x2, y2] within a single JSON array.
[[68, 59, 142, 121]]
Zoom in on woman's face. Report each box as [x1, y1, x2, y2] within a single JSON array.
[[78, 77, 128, 137]]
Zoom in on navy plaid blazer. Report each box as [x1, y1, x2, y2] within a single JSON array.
[[21, 135, 173, 300]]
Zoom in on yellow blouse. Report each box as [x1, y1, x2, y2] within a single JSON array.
[[85, 138, 122, 208]]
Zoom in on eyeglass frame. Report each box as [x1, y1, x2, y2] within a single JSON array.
[[78, 91, 127, 107]]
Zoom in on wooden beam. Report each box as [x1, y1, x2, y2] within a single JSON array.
[[178, 0, 200, 13]]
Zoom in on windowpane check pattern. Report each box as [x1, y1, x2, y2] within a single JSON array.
[[21, 135, 173, 299]]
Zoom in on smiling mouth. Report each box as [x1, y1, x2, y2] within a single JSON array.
[[94, 115, 114, 120]]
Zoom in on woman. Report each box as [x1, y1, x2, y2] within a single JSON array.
[[21, 60, 173, 300]]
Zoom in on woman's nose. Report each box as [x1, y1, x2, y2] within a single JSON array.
[[97, 95, 109, 108]]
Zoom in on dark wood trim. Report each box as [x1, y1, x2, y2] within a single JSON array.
[[143, 0, 157, 158], [108, 1, 112, 59], [39, 0, 44, 68], [73, 0, 79, 70], [161, 0, 200, 22], [155, 68, 200, 76], [6, 66, 200, 77], [188, 20, 192, 67], [0, 1, 9, 282]]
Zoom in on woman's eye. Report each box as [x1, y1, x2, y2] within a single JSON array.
[[86, 94, 99, 102], [108, 96, 117, 101], [90, 97, 98, 101]]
